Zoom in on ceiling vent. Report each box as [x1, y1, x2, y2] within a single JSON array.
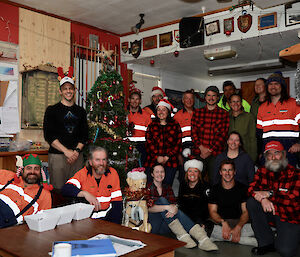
[[204, 46, 237, 61]]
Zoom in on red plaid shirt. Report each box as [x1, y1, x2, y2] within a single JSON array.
[[147, 182, 177, 208], [145, 119, 182, 168], [191, 106, 229, 156], [248, 164, 300, 224]]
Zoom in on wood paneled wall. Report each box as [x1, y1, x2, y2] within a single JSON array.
[[18, 8, 70, 141], [19, 8, 70, 70]]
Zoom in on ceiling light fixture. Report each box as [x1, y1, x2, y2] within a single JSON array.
[[208, 59, 283, 76], [131, 14, 145, 35], [204, 46, 237, 61]]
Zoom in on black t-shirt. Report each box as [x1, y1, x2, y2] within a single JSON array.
[[208, 181, 248, 219], [43, 102, 88, 154], [178, 181, 210, 223]]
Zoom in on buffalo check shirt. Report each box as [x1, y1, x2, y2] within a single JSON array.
[[147, 182, 177, 208], [248, 164, 300, 224], [145, 119, 182, 168], [191, 106, 229, 156]]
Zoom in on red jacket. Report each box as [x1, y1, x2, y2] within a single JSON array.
[[127, 108, 152, 142], [174, 108, 193, 144]]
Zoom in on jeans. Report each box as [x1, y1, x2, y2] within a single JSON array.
[[149, 197, 195, 235], [247, 197, 300, 257]]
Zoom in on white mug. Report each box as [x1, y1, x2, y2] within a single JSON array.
[[54, 243, 72, 257]]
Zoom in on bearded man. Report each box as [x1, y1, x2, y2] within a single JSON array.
[[247, 141, 300, 257], [0, 154, 52, 227], [61, 146, 123, 224]]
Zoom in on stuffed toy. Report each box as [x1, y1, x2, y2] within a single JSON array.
[[123, 167, 151, 233]]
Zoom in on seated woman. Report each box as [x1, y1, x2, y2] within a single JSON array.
[[178, 159, 212, 232], [147, 164, 218, 252], [213, 131, 255, 186]]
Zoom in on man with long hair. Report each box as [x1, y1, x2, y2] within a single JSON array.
[[256, 71, 300, 167]]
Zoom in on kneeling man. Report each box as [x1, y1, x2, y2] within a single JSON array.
[[247, 141, 300, 257], [62, 146, 123, 224]]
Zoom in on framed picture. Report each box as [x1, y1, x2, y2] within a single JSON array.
[[205, 20, 220, 36], [258, 12, 277, 30], [285, 2, 300, 26], [224, 17, 234, 34], [143, 35, 157, 51], [159, 32, 173, 47]]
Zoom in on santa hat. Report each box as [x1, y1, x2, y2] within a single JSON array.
[[127, 167, 147, 180], [129, 82, 142, 97], [151, 86, 166, 97], [156, 98, 176, 112], [57, 66, 75, 87], [184, 159, 204, 172], [15, 154, 53, 191]]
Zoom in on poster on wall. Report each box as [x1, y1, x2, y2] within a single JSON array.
[[0, 42, 20, 135]]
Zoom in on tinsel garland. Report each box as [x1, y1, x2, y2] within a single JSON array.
[[296, 62, 300, 104], [89, 121, 121, 139]]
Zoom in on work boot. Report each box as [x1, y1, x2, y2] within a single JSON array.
[[168, 219, 197, 248], [189, 224, 219, 251]]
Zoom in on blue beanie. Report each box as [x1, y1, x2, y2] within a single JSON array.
[[266, 71, 286, 88]]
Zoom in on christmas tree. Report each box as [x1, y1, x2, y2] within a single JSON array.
[[86, 46, 138, 187]]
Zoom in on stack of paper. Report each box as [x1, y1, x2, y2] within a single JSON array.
[[53, 239, 116, 257]]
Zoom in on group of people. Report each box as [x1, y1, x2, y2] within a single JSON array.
[[126, 71, 300, 257], [0, 68, 299, 257]]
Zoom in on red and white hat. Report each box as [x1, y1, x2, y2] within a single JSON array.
[[57, 66, 75, 86], [151, 86, 166, 97], [156, 98, 175, 111], [127, 167, 147, 180], [264, 141, 284, 153]]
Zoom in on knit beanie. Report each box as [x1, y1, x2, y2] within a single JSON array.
[[266, 71, 286, 88]]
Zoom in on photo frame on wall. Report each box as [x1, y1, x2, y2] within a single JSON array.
[[143, 35, 157, 51], [285, 2, 300, 26], [205, 20, 220, 36], [159, 32, 173, 47], [224, 17, 234, 34], [258, 12, 277, 30]]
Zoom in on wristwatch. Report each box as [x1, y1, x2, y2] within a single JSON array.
[[75, 147, 81, 153], [269, 190, 274, 197]]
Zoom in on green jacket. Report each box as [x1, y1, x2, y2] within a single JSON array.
[[229, 111, 257, 162], [218, 95, 251, 113]]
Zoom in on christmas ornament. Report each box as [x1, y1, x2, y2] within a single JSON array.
[[225, 31, 231, 36], [174, 51, 179, 57], [97, 91, 103, 102], [97, 44, 114, 62], [108, 95, 114, 107], [150, 59, 155, 65], [113, 152, 118, 156]]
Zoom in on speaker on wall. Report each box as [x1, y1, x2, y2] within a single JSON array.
[[179, 17, 204, 48]]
